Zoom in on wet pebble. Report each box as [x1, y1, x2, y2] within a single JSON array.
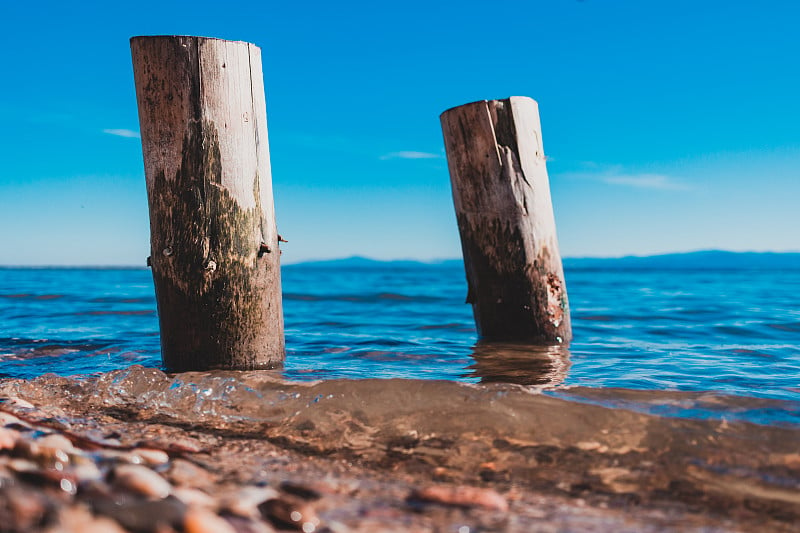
[[2, 487, 50, 530], [221, 485, 279, 518], [165, 458, 216, 488], [16, 436, 72, 468], [259, 496, 321, 532], [48, 504, 128, 533], [6, 457, 41, 474], [93, 495, 187, 533], [72, 461, 103, 483], [172, 486, 218, 510], [0, 411, 26, 427], [139, 437, 203, 454], [14, 466, 78, 495], [184, 507, 237, 533], [77, 479, 115, 503], [36, 433, 76, 455], [410, 485, 509, 512], [111, 464, 172, 499], [131, 448, 170, 465], [772, 452, 800, 468], [99, 448, 172, 466], [0, 427, 20, 450], [96, 449, 147, 465], [280, 480, 325, 500]]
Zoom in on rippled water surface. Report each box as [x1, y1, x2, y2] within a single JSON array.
[[1, 265, 799, 424]]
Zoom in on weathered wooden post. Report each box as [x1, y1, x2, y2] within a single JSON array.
[[131, 36, 284, 371], [440, 97, 571, 343]]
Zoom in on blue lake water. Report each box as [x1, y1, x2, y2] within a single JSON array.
[[1, 265, 799, 425]]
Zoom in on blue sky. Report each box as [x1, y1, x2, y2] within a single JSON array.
[[1, 0, 799, 265]]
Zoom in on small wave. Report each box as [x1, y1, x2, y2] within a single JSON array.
[[376, 292, 414, 301], [766, 322, 800, 333], [283, 293, 321, 301], [89, 297, 154, 304], [322, 347, 350, 354], [579, 315, 614, 322], [76, 310, 156, 316], [283, 292, 443, 303], [730, 348, 776, 359], [416, 323, 465, 330], [555, 386, 800, 427], [713, 325, 764, 338], [0, 293, 65, 300], [0, 338, 113, 360], [352, 338, 423, 348], [350, 350, 407, 361]]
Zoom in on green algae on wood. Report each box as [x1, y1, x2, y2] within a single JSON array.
[[131, 35, 284, 371], [440, 97, 571, 343]]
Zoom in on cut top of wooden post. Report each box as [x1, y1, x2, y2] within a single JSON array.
[[440, 96, 571, 343], [130, 35, 276, 247]]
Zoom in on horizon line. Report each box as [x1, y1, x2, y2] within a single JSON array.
[[3, 248, 800, 269]]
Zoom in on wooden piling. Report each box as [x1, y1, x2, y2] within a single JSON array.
[[130, 36, 284, 371], [440, 97, 571, 343]]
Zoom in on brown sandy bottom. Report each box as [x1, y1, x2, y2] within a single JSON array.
[[0, 366, 798, 532]]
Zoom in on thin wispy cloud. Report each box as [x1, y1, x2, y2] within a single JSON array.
[[603, 173, 690, 190], [380, 151, 442, 160], [562, 163, 692, 191], [103, 128, 140, 138]]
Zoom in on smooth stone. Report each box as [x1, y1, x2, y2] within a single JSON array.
[[17, 437, 71, 468], [15, 467, 78, 495], [35, 433, 76, 454], [220, 486, 279, 518], [410, 485, 509, 512], [3, 487, 49, 530], [73, 462, 103, 483], [165, 458, 216, 488], [49, 504, 128, 533], [259, 496, 320, 532], [0, 427, 20, 450], [130, 448, 170, 465], [172, 486, 218, 510], [93, 496, 187, 533], [96, 449, 146, 465], [0, 412, 25, 428], [7, 458, 39, 473], [279, 480, 324, 501], [111, 464, 172, 499]]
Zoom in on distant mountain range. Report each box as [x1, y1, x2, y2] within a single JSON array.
[[286, 251, 800, 270], [562, 250, 800, 270]]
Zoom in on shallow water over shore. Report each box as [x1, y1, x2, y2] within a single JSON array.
[[1, 366, 799, 531], [1, 265, 799, 426]]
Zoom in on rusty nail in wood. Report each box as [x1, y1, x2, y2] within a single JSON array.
[[258, 243, 271, 257], [278, 235, 288, 243], [146, 256, 151, 267]]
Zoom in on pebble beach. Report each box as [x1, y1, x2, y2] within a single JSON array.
[[1, 368, 798, 532]]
